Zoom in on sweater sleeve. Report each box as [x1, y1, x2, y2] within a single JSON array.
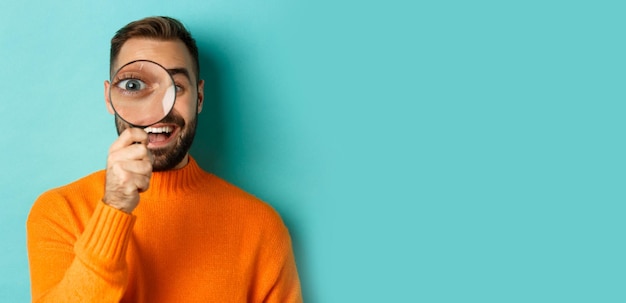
[[263, 235, 303, 303], [260, 216, 303, 303], [27, 191, 135, 303]]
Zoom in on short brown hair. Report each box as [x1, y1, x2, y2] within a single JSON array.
[[110, 16, 200, 83]]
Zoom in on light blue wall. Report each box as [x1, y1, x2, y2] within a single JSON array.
[[1, 1, 625, 302]]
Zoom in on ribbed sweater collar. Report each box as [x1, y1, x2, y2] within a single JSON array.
[[142, 156, 206, 197]]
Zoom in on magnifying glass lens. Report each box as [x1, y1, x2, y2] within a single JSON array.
[[110, 60, 176, 127]]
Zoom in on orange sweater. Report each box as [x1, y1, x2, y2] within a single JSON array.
[[27, 157, 302, 302]]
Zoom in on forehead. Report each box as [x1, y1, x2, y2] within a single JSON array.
[[114, 38, 194, 78]]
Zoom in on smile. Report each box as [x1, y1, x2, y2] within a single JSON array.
[[144, 125, 177, 145], [144, 126, 173, 134]]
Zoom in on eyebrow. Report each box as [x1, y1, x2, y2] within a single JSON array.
[[167, 67, 192, 82]]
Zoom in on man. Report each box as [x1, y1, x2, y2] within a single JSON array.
[[27, 16, 302, 302]]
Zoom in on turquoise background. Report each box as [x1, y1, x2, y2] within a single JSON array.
[[1, 0, 624, 302]]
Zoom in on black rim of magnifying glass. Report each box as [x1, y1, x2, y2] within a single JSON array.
[[109, 59, 177, 128]]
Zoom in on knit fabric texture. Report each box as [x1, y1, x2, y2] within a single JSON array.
[[27, 157, 302, 302]]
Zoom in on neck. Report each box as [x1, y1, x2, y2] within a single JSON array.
[[141, 156, 205, 197], [172, 154, 190, 170]]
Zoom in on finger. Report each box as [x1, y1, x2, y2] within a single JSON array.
[[135, 175, 151, 193], [119, 160, 153, 177], [146, 148, 154, 165], [106, 160, 152, 186], [108, 143, 151, 163], [109, 128, 149, 153]]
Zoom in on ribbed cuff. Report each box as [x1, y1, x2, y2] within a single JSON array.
[[75, 201, 136, 271]]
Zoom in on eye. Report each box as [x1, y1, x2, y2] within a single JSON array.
[[117, 79, 147, 92], [175, 83, 184, 94]]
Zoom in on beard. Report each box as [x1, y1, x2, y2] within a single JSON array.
[[115, 110, 198, 172]]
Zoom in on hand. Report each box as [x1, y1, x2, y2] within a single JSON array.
[[102, 128, 153, 213]]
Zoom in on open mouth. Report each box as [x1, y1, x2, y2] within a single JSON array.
[[144, 125, 176, 145]]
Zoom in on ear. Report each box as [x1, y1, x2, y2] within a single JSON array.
[[196, 80, 205, 114], [104, 80, 115, 114]]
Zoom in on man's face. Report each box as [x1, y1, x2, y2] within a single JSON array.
[[105, 38, 204, 171]]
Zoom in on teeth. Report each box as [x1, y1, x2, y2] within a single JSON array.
[[143, 126, 173, 134]]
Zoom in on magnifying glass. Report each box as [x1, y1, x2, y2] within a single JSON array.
[[109, 60, 176, 128]]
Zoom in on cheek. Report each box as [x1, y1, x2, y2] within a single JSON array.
[[173, 95, 197, 120]]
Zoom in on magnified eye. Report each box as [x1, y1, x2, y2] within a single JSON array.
[[117, 79, 146, 91]]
